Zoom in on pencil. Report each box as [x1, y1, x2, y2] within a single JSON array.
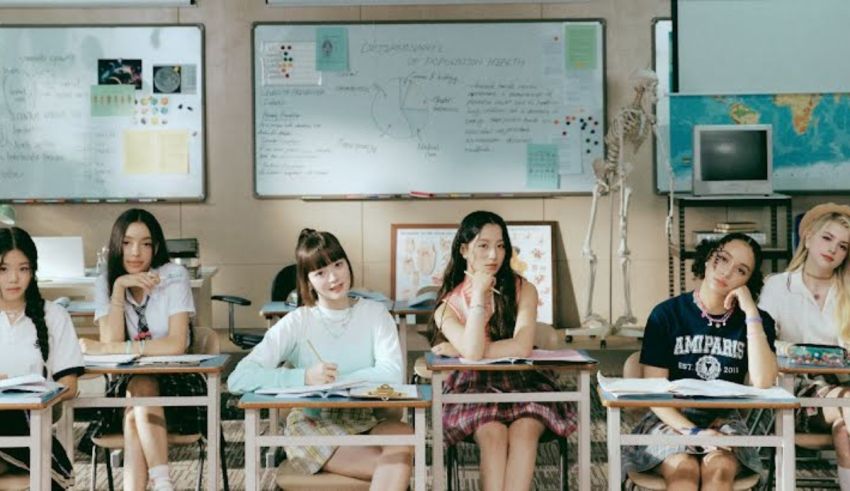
[[464, 270, 502, 295], [306, 339, 326, 363]]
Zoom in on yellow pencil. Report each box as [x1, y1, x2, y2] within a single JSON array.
[[306, 339, 326, 364], [464, 270, 502, 295]]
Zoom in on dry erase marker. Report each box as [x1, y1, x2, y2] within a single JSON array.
[[409, 190, 433, 198]]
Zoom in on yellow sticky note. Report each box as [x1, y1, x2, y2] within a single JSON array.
[[123, 130, 189, 175]]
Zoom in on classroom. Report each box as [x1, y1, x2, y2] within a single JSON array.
[[0, 0, 849, 489]]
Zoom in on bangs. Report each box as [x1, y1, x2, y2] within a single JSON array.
[[298, 239, 347, 273]]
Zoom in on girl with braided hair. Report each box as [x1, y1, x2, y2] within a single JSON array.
[[0, 227, 84, 489]]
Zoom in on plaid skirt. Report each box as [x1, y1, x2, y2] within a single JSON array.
[[281, 408, 379, 475], [78, 373, 208, 454], [0, 410, 73, 490], [441, 369, 576, 446], [622, 408, 764, 482]]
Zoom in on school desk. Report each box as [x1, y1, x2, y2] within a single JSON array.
[[599, 388, 799, 491], [62, 355, 229, 490], [238, 385, 431, 491], [426, 352, 597, 491], [0, 386, 68, 490]]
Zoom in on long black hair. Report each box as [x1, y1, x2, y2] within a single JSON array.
[[429, 211, 519, 344], [106, 209, 171, 296], [691, 232, 765, 302], [0, 227, 49, 363]]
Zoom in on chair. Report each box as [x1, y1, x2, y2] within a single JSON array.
[[621, 352, 759, 491], [213, 264, 297, 350], [89, 326, 230, 491]]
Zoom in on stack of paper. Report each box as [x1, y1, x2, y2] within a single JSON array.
[[0, 373, 62, 398], [137, 354, 217, 365]]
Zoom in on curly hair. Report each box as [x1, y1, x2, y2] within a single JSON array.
[[691, 232, 764, 301]]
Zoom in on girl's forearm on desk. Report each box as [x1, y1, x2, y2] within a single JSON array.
[[228, 359, 306, 394]]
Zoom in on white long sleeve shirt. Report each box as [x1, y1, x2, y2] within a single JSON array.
[[228, 298, 402, 394]]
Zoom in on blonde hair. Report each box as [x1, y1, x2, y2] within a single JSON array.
[[788, 212, 850, 343]]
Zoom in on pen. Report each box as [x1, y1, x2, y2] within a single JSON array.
[[306, 339, 326, 363], [464, 270, 502, 296]]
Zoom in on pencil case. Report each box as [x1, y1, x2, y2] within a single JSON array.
[[787, 343, 847, 367]]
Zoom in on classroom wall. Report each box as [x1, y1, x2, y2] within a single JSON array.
[[6, 0, 838, 332]]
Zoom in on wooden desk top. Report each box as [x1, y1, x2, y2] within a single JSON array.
[[84, 354, 229, 375], [778, 357, 850, 375], [0, 386, 69, 410], [597, 387, 799, 410], [238, 385, 432, 410], [425, 352, 598, 372]]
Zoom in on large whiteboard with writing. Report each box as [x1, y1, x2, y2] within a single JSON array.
[[0, 25, 205, 201], [253, 21, 605, 197]]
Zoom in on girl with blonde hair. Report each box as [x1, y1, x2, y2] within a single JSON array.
[[760, 202, 850, 490]]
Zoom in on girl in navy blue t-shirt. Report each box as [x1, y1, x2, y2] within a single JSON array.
[[623, 233, 778, 490]]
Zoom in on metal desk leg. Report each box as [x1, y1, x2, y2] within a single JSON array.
[[207, 373, 221, 491], [245, 409, 260, 491], [607, 407, 621, 491], [414, 407, 426, 491], [30, 407, 51, 490], [432, 372, 444, 491], [579, 371, 591, 491], [778, 408, 795, 491]]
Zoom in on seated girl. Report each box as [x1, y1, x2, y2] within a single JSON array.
[[759, 203, 850, 490], [429, 210, 573, 491], [79, 208, 204, 491], [229, 229, 412, 490], [0, 227, 84, 490], [623, 233, 777, 490]]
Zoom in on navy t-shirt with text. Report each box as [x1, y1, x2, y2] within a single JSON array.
[[640, 292, 776, 384]]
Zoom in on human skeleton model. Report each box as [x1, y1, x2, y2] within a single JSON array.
[[568, 70, 660, 344]]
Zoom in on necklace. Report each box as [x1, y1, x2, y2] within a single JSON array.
[[804, 269, 832, 281], [315, 301, 354, 338], [0, 307, 25, 324], [693, 290, 734, 328]]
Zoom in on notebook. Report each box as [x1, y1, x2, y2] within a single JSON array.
[[32, 236, 85, 279]]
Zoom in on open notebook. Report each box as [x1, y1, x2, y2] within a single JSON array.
[[597, 373, 794, 400], [458, 349, 597, 365]]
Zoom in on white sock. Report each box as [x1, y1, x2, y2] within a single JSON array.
[[839, 466, 850, 491], [148, 464, 174, 491]]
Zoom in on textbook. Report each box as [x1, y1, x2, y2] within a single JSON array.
[[458, 349, 597, 365], [256, 380, 368, 399], [0, 374, 63, 400], [597, 373, 793, 400]]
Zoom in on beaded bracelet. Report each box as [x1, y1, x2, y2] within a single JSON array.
[[470, 304, 487, 312], [745, 316, 763, 325]]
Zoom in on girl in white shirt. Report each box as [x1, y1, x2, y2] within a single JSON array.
[[0, 227, 84, 490], [229, 229, 412, 490], [79, 209, 202, 491], [759, 202, 850, 490]]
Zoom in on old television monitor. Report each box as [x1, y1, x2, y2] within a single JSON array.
[[692, 124, 773, 196]]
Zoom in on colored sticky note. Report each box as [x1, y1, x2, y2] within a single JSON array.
[[123, 129, 190, 175], [91, 85, 135, 117], [566, 25, 597, 70], [315, 27, 349, 72], [527, 144, 560, 190]]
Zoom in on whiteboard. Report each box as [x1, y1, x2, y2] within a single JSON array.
[[676, 0, 850, 94], [0, 25, 205, 201], [253, 21, 606, 197]]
